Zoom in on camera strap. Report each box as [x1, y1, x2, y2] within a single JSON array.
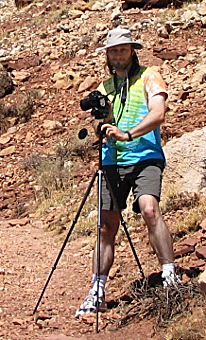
[[113, 73, 128, 126]]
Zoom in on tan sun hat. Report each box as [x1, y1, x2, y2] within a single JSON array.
[[96, 27, 143, 52]]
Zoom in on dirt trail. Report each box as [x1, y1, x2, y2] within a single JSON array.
[[0, 221, 162, 340], [0, 221, 88, 339]]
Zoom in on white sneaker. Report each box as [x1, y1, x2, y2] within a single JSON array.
[[162, 271, 181, 288], [75, 292, 107, 318]]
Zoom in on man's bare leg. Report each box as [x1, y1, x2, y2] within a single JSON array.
[[92, 210, 120, 274], [138, 194, 174, 264], [138, 194, 178, 287], [90, 210, 120, 295], [75, 210, 120, 317]]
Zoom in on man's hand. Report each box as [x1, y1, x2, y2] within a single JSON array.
[[101, 123, 130, 141], [103, 101, 113, 123], [101, 93, 166, 141]]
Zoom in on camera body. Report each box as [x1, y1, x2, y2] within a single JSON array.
[[80, 90, 110, 119]]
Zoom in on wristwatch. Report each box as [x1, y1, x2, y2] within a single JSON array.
[[125, 131, 133, 141]]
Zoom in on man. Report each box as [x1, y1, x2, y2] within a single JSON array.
[[75, 27, 178, 318]]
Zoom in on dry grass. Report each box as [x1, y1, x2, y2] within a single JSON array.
[[161, 190, 206, 236], [23, 132, 94, 198], [22, 131, 97, 237], [31, 7, 69, 26], [33, 185, 97, 239], [161, 190, 201, 214], [68, 191, 98, 240], [176, 196, 206, 235], [109, 278, 205, 337], [23, 153, 74, 200]]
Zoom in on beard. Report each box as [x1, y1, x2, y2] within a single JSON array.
[[110, 60, 132, 71]]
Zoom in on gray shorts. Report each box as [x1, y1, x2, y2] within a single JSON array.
[[101, 160, 164, 213]]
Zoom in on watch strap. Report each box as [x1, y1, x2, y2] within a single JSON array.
[[125, 131, 133, 141]]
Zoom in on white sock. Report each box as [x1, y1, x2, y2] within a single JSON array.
[[90, 274, 107, 297], [162, 263, 175, 276]]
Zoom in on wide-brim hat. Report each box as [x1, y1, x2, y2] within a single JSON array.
[[96, 27, 143, 52]]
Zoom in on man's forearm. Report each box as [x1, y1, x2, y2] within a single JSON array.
[[128, 109, 165, 139]]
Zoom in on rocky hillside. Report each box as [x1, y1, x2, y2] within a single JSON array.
[[0, 0, 206, 220], [0, 1, 206, 339]]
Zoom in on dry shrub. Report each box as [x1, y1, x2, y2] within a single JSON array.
[[56, 132, 94, 162], [133, 279, 203, 326], [22, 132, 96, 234], [23, 153, 74, 201], [176, 196, 206, 235], [161, 191, 206, 236], [161, 191, 201, 214], [110, 278, 205, 332], [54, 135, 98, 238]]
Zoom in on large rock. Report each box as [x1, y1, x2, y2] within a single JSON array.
[[162, 127, 206, 196], [198, 269, 206, 296]]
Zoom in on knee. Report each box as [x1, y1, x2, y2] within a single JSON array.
[[100, 214, 119, 241], [139, 196, 160, 224], [100, 223, 117, 242], [141, 205, 156, 221], [100, 224, 109, 238]]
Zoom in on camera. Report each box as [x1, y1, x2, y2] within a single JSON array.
[[80, 90, 110, 119]]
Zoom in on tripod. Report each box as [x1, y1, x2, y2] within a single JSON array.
[[33, 123, 145, 333]]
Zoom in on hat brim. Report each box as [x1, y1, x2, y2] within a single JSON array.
[[96, 41, 143, 52]]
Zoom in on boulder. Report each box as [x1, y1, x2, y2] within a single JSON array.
[[198, 269, 206, 296], [162, 127, 206, 195]]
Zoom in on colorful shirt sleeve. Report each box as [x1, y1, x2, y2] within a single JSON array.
[[142, 66, 168, 101]]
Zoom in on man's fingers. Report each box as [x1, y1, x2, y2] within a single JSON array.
[[101, 123, 110, 131]]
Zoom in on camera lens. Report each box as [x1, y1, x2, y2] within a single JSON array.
[[80, 97, 91, 111]]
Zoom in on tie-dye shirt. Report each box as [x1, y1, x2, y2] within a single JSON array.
[[97, 66, 167, 166]]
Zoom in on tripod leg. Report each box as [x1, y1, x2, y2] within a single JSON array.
[[33, 171, 98, 315], [103, 171, 145, 279], [95, 169, 103, 333]]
